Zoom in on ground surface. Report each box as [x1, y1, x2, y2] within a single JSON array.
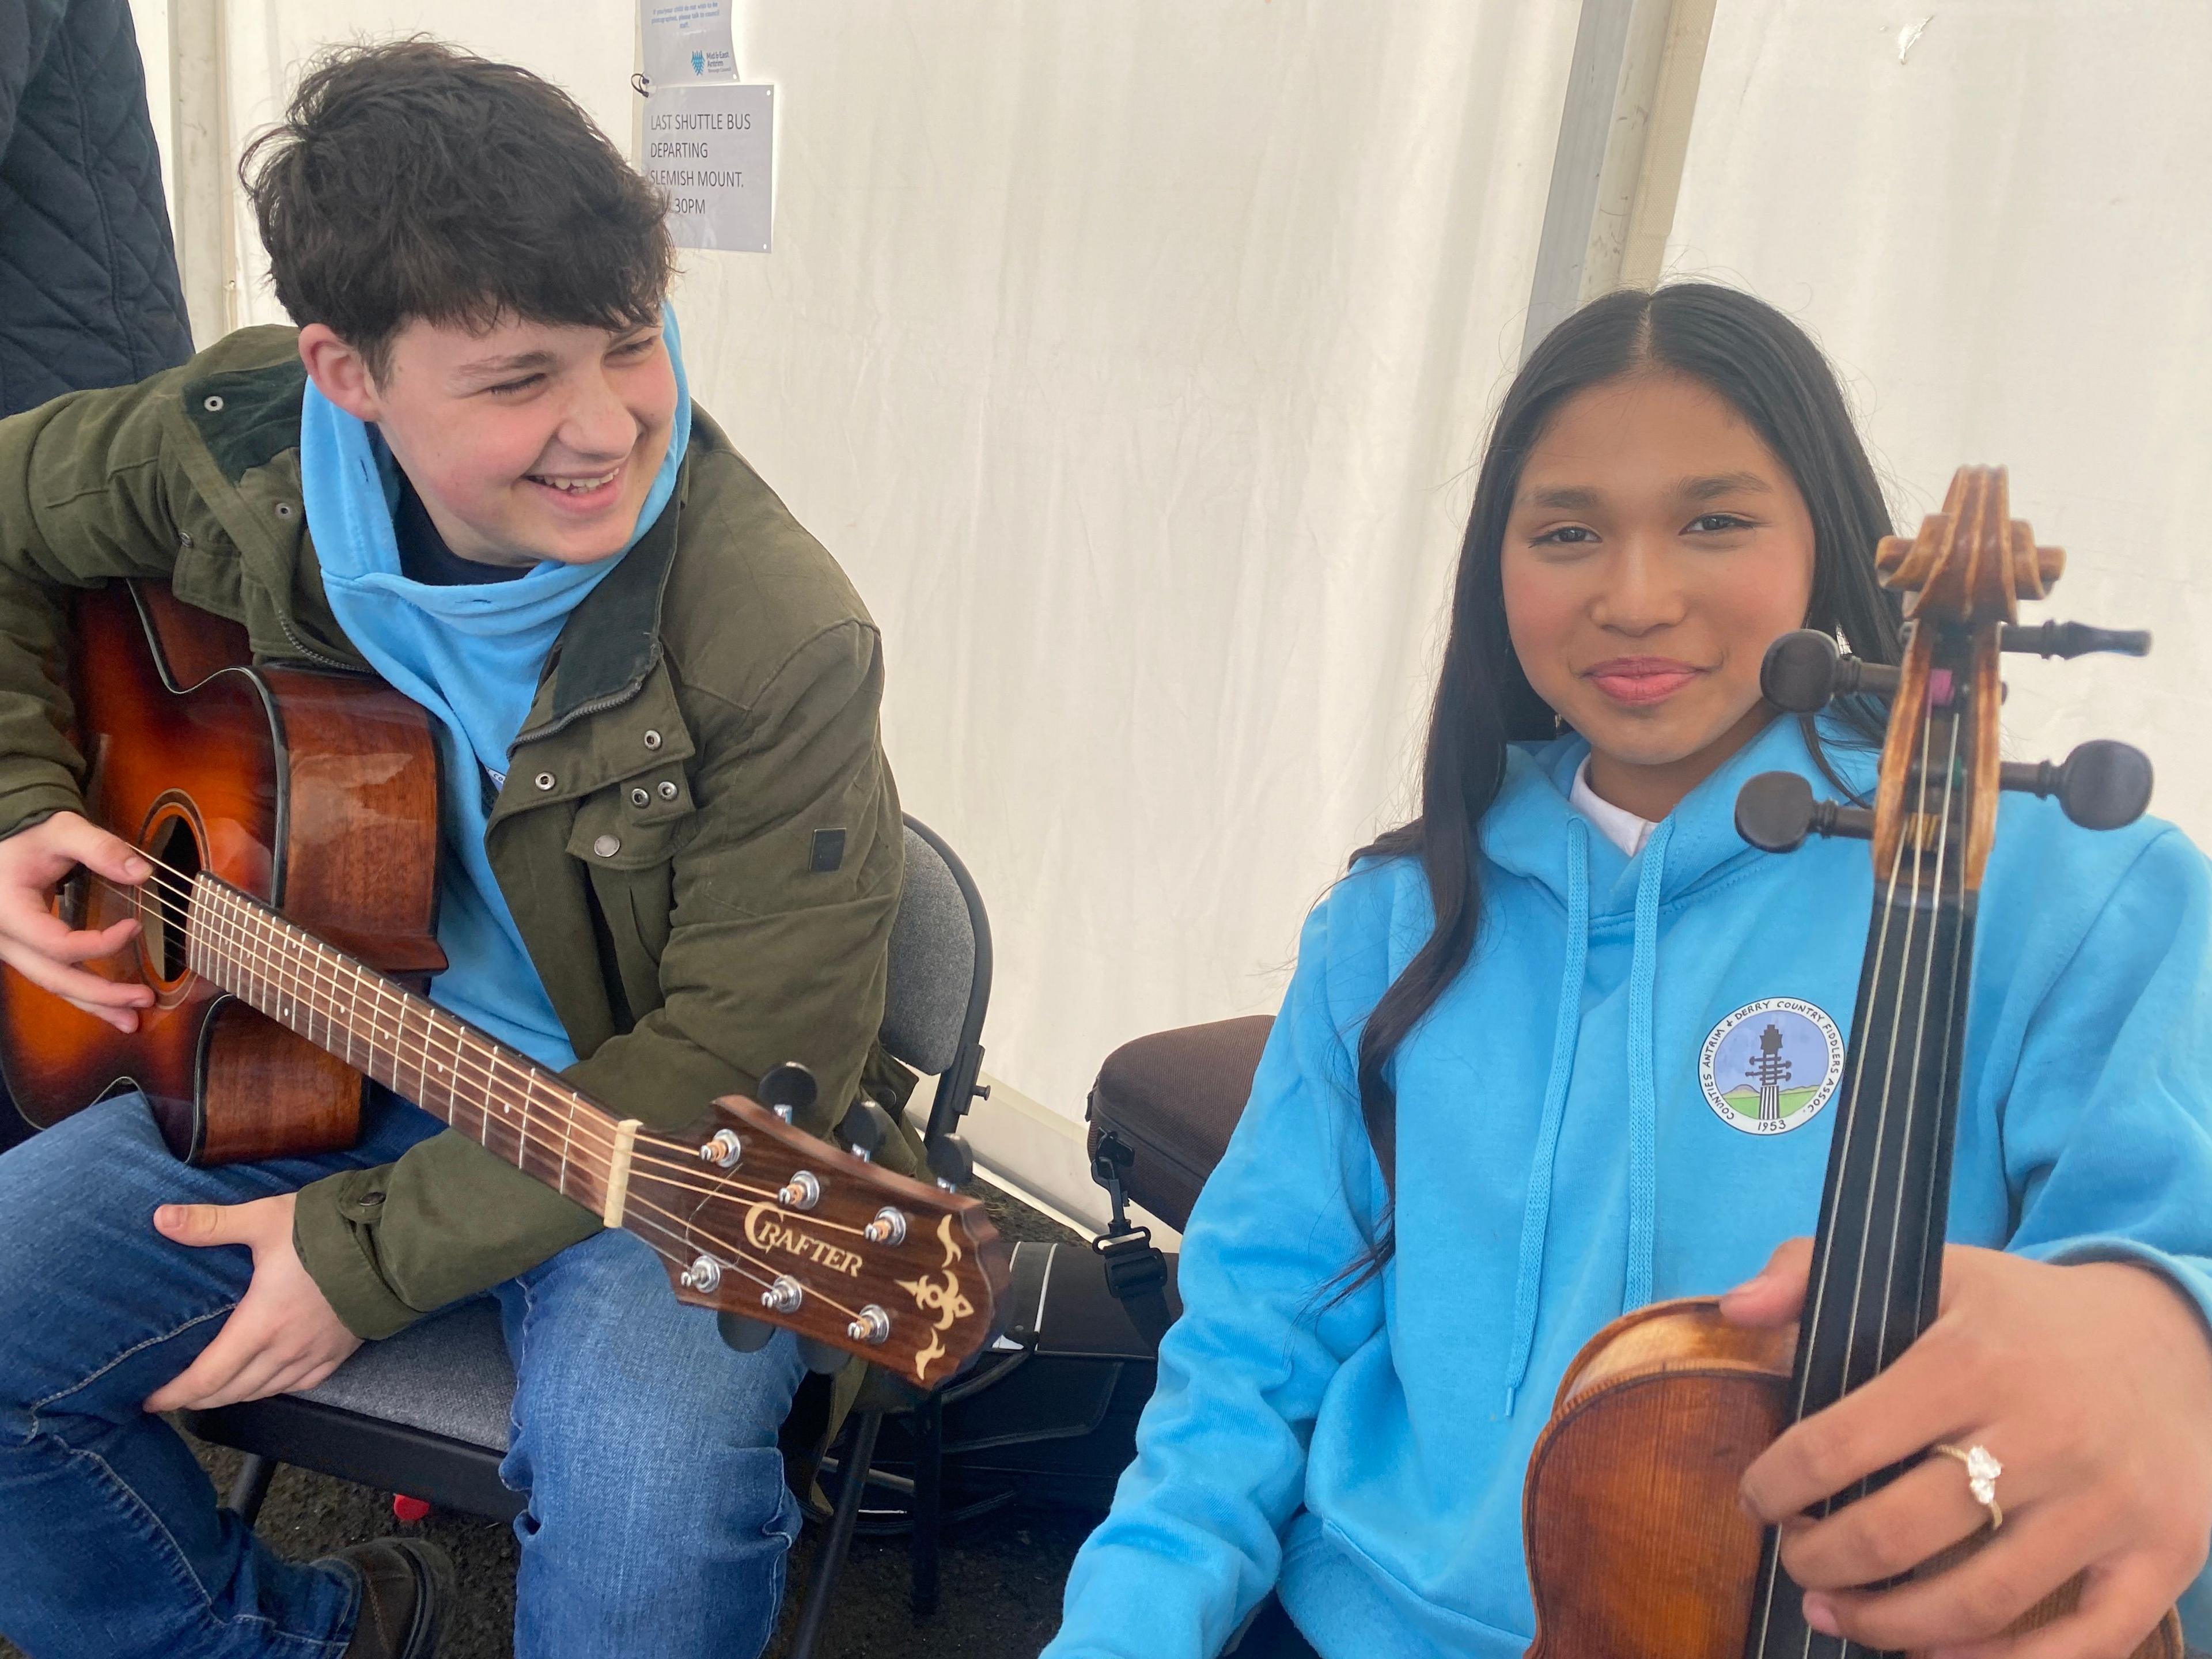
[[2, 1185, 1100, 1659]]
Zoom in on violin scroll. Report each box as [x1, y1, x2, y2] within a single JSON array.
[[1738, 468, 2154, 884]]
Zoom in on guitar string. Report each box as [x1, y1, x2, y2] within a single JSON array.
[[90, 863, 841, 1201], [172, 870, 879, 1325], [82, 867, 892, 1228]]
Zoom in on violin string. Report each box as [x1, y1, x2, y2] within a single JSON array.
[[1865, 713, 1961, 1404], [80, 870, 889, 1228], [1832, 687, 1953, 1437], [1815, 684, 1963, 1659], [1752, 627, 1936, 1659]]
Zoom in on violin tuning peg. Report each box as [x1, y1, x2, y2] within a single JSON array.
[[1999, 621, 2152, 660], [757, 1061, 817, 1124], [1760, 630, 1900, 714], [1735, 772, 1876, 853], [1999, 740, 2153, 830]]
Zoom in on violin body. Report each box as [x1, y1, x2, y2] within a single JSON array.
[[1521, 1299, 2183, 1658]]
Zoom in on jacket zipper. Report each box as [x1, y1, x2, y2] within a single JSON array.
[[510, 655, 658, 748], [272, 607, 362, 672]]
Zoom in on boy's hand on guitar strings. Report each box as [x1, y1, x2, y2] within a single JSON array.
[[0, 810, 157, 1032], [142, 1194, 363, 1412], [1722, 1236, 2212, 1659]]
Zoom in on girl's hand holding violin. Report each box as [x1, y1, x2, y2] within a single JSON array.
[[1725, 1236, 2212, 1659]]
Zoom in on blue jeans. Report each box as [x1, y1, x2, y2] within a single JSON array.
[[0, 1090, 805, 1659]]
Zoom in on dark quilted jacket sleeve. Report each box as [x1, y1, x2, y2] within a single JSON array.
[[0, 0, 194, 416]]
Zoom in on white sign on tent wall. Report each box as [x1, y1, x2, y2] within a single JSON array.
[[644, 84, 772, 253], [641, 0, 735, 88]]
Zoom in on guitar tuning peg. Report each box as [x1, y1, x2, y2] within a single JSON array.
[[2000, 740, 2153, 830], [839, 1097, 898, 1162], [757, 1061, 817, 1124], [2000, 621, 2152, 660], [927, 1132, 974, 1192], [1760, 630, 1901, 714], [1734, 771, 1877, 853]]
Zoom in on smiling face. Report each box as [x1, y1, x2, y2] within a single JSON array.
[[1501, 370, 1817, 821], [298, 312, 677, 569]]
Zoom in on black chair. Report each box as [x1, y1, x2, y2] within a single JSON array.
[[183, 813, 997, 1645]]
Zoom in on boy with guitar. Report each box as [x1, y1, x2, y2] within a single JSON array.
[[0, 40, 912, 1659]]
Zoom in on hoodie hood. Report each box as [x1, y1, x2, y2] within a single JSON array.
[[1483, 714, 1879, 921]]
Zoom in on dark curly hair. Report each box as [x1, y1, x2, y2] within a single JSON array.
[[241, 39, 673, 378]]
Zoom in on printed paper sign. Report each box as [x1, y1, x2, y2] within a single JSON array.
[[642, 0, 735, 88], [644, 84, 773, 253]]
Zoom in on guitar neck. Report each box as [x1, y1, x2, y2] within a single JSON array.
[[182, 873, 630, 1217]]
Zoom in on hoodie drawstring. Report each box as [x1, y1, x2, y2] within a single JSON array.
[[1623, 819, 1674, 1311], [1502, 817, 1590, 1416]]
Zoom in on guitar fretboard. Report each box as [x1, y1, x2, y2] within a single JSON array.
[[181, 873, 628, 1215]]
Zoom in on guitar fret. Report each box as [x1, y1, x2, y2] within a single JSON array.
[[180, 876, 627, 1220]]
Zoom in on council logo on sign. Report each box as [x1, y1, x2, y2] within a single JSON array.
[[1699, 998, 1845, 1136]]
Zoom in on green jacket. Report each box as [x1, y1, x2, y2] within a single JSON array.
[[0, 327, 913, 1336]]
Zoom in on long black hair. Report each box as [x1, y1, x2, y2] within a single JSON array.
[[1342, 283, 1904, 1275]]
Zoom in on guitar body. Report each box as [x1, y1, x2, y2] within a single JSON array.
[[1522, 1298, 2184, 1658], [0, 582, 445, 1164]]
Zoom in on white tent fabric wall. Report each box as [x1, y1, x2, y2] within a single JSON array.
[[1664, 0, 2212, 842], [672, 3, 1580, 1135]]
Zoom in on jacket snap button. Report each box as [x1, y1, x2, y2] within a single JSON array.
[[202, 394, 224, 412], [593, 834, 621, 858], [658, 779, 679, 800], [534, 771, 556, 791], [629, 787, 650, 808], [642, 729, 664, 750]]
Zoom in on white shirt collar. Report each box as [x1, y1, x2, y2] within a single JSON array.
[[1569, 756, 1657, 858]]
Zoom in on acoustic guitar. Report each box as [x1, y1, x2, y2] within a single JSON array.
[[1519, 468, 2183, 1657], [0, 579, 1006, 1388]]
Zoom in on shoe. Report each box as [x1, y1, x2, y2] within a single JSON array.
[[324, 1537, 452, 1658]]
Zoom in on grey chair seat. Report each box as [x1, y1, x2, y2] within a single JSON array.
[[301, 1297, 514, 1454]]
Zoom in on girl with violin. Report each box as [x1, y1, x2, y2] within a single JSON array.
[[1044, 283, 2212, 1659]]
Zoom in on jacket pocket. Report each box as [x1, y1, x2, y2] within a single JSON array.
[[565, 783, 695, 1013]]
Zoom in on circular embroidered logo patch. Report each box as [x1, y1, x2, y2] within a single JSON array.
[[1699, 998, 1846, 1136]]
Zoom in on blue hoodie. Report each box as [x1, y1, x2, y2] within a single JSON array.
[[1047, 714, 2212, 1659]]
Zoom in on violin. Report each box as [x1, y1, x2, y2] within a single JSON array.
[[1518, 467, 2182, 1658]]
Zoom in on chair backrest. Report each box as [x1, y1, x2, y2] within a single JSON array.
[[880, 819, 993, 1121]]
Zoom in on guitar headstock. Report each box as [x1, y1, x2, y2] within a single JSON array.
[[1736, 465, 2154, 886], [622, 1093, 1009, 1387]]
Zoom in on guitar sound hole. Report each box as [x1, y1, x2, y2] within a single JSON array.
[[141, 812, 202, 987]]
